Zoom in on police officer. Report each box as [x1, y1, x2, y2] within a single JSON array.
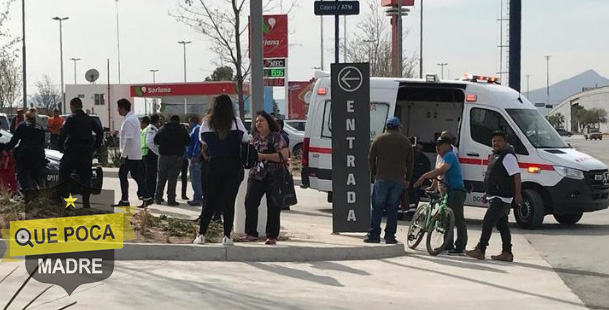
[[57, 98, 103, 208], [5, 108, 46, 203]]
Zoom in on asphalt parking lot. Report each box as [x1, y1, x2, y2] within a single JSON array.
[[520, 135, 609, 310]]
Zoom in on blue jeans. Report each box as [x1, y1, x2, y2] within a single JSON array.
[[189, 161, 203, 202], [369, 179, 405, 241]]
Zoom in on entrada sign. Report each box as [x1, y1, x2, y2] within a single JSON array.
[[331, 63, 370, 233]]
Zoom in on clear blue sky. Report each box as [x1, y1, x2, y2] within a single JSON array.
[[5, 0, 609, 102]]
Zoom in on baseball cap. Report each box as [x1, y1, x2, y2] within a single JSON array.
[[436, 136, 452, 146], [386, 117, 401, 128]]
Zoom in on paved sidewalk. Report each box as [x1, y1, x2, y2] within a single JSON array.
[[0, 175, 588, 309], [0, 246, 586, 309]]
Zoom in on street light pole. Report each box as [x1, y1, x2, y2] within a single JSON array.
[[21, 0, 27, 109], [178, 41, 191, 82], [53, 16, 69, 113], [437, 62, 448, 79], [526, 74, 531, 99], [70, 58, 81, 84], [397, 0, 403, 77], [150, 69, 158, 114], [178, 41, 191, 114], [419, 0, 423, 78], [320, 0, 324, 71], [115, 0, 121, 84], [545, 55, 552, 105]]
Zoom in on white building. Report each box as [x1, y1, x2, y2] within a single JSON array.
[[65, 84, 132, 132], [549, 85, 609, 133]]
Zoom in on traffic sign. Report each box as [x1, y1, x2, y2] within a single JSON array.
[[314, 1, 360, 16], [331, 62, 370, 233], [337, 66, 363, 92]]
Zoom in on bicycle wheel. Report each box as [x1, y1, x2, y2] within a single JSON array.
[[406, 204, 428, 249], [426, 208, 455, 256]]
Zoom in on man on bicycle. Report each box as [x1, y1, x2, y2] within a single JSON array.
[[466, 131, 521, 262], [414, 137, 468, 255]]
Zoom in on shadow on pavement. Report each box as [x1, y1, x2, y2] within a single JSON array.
[[408, 254, 508, 274], [379, 259, 585, 308], [283, 209, 332, 218], [308, 261, 371, 276], [245, 262, 344, 287], [95, 263, 323, 310]]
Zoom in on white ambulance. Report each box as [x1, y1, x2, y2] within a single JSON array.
[[301, 72, 609, 229]]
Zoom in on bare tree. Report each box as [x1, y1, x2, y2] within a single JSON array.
[[0, 57, 20, 112], [175, 0, 297, 118], [0, 0, 21, 112], [344, 1, 417, 78], [34, 75, 60, 114]]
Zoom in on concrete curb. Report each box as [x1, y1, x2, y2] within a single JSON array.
[[116, 242, 406, 262], [1, 240, 405, 262]]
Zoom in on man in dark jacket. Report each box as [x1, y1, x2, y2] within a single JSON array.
[[366, 117, 414, 244], [5, 108, 46, 203], [154, 115, 191, 206], [57, 98, 104, 208], [466, 131, 521, 262]]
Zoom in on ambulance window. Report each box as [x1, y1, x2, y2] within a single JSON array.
[[321, 101, 390, 140], [321, 100, 332, 138], [470, 108, 528, 155]]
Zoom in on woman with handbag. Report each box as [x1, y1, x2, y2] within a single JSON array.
[[241, 111, 289, 245], [193, 95, 248, 246]]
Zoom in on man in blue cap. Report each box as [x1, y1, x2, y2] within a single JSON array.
[[365, 116, 414, 244]]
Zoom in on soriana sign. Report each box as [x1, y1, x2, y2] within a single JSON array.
[[250, 14, 288, 58], [130, 82, 248, 97]]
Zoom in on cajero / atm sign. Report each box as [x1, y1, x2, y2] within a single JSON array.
[[331, 63, 371, 233]]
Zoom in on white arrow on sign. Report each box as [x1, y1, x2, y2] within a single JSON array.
[[338, 66, 363, 92]]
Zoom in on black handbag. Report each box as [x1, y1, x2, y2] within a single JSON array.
[[235, 119, 258, 169], [271, 151, 298, 207], [241, 142, 258, 169]]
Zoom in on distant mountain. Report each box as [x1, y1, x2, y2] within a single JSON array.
[[526, 70, 609, 106]]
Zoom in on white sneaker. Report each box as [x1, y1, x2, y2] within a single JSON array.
[[222, 236, 234, 246], [193, 234, 205, 245]]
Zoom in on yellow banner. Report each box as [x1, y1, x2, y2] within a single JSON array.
[[2, 207, 136, 261]]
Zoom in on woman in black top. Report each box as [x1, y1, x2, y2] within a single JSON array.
[[194, 95, 248, 246]]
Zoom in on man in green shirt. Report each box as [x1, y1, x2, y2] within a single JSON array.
[[365, 117, 414, 244]]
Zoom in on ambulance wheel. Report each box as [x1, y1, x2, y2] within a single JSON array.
[[553, 213, 583, 225], [515, 189, 545, 229], [292, 144, 303, 159]]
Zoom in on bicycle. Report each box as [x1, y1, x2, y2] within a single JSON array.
[[406, 186, 456, 256]]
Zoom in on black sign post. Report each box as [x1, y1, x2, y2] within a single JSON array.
[[314, 1, 360, 64], [331, 63, 370, 233]]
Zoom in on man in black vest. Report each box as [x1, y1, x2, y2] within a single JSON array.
[[466, 131, 522, 262]]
